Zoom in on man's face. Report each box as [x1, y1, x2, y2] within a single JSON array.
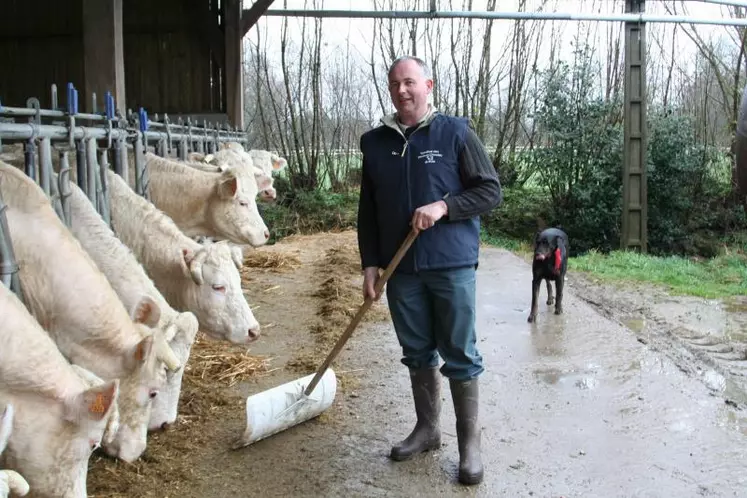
[[387, 59, 433, 122]]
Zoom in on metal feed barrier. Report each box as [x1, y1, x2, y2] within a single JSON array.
[[0, 82, 249, 301]]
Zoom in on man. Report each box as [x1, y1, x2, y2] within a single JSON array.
[[357, 55, 502, 485]]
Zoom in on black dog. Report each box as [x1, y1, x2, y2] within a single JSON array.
[[527, 228, 569, 323]]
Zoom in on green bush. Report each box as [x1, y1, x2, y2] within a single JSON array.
[[260, 181, 359, 243], [481, 186, 551, 244], [646, 111, 745, 256], [520, 56, 624, 255]]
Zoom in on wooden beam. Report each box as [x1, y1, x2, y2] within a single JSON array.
[[241, 0, 276, 37], [82, 0, 126, 114], [225, 0, 244, 129]]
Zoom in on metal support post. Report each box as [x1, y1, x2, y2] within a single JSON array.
[[621, 0, 648, 252]]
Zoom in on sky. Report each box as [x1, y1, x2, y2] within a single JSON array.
[[242, 0, 746, 115], [247, 0, 738, 61]]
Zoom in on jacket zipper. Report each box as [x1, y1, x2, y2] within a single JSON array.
[[402, 130, 420, 273], [390, 120, 429, 274]]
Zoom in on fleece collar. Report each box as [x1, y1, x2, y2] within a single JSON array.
[[380, 104, 438, 138]]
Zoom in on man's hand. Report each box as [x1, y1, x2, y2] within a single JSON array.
[[363, 266, 380, 300], [411, 200, 448, 231]]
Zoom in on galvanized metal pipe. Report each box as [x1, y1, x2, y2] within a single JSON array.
[[38, 137, 53, 197], [0, 106, 114, 123], [47, 169, 66, 226], [113, 138, 123, 177], [0, 122, 247, 146], [157, 139, 166, 157], [262, 8, 747, 26], [118, 141, 129, 186], [24, 140, 37, 182], [38, 136, 66, 223], [140, 117, 244, 140], [75, 139, 88, 198], [134, 134, 148, 199], [178, 138, 188, 160], [97, 149, 111, 227], [85, 138, 97, 206], [58, 152, 72, 227], [0, 191, 23, 302]]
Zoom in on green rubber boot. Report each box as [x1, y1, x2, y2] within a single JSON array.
[[450, 378, 484, 485], [390, 367, 442, 461]]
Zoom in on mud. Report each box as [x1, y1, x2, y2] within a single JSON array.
[[87, 234, 747, 497], [569, 272, 747, 409]]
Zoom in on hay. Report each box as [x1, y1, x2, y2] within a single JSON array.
[[87, 333, 267, 497], [184, 334, 272, 388], [322, 244, 362, 274], [285, 349, 324, 374], [287, 242, 390, 376], [242, 250, 301, 272]]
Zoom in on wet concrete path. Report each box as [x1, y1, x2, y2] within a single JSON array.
[[199, 248, 747, 498]]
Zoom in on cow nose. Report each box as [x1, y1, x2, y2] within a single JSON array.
[[263, 230, 270, 240], [160, 422, 170, 431], [247, 327, 261, 342]]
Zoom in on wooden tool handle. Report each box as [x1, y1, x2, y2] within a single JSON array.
[[303, 228, 419, 396]]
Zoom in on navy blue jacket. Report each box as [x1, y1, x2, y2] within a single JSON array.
[[357, 112, 499, 274]]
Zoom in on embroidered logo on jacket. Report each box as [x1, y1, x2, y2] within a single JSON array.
[[417, 150, 443, 164]]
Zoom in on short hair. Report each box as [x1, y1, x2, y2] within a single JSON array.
[[388, 55, 433, 80]]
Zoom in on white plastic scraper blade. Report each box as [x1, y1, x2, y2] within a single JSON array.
[[232, 368, 337, 449]]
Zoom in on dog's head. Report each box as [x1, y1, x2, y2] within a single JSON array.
[[534, 232, 565, 275], [534, 232, 559, 259]]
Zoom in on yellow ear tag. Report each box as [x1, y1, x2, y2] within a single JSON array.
[[90, 393, 107, 415]]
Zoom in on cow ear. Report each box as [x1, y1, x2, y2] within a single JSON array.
[[271, 155, 287, 171], [131, 295, 161, 327], [124, 335, 154, 373], [218, 172, 239, 198], [65, 380, 119, 423]]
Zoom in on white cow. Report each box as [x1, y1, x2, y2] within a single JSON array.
[[0, 405, 30, 498], [66, 179, 198, 432], [135, 152, 269, 246], [0, 284, 118, 498], [107, 169, 262, 344], [188, 143, 288, 203], [0, 161, 171, 463]]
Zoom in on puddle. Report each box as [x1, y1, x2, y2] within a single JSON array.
[[533, 366, 599, 390], [622, 317, 646, 333], [703, 370, 727, 393], [720, 409, 747, 437]]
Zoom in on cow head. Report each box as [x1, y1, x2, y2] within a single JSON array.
[[179, 241, 261, 344]]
